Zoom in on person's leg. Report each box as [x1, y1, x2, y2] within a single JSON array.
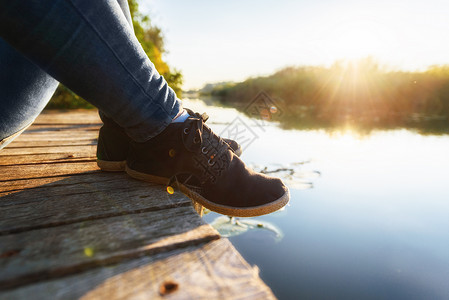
[[0, 0, 289, 216], [0, 0, 137, 150], [0, 38, 59, 149], [0, 0, 181, 144], [116, 0, 134, 30]]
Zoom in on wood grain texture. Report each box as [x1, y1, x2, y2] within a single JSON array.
[[1, 239, 275, 300], [0, 153, 95, 166], [12, 131, 99, 140], [0, 110, 275, 299], [0, 145, 97, 156], [0, 161, 99, 181], [4, 139, 97, 149], [0, 206, 219, 290], [33, 110, 101, 124], [0, 172, 119, 196], [0, 174, 191, 235]]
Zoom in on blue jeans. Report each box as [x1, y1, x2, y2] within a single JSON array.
[[0, 0, 182, 149]]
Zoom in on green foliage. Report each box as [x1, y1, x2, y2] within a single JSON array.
[[128, 0, 183, 95], [211, 58, 449, 134], [45, 85, 94, 109], [47, 0, 182, 109]]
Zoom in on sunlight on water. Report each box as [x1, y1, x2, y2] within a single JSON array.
[[187, 97, 449, 299], [183, 97, 239, 123]]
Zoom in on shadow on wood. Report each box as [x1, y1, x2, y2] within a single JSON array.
[[0, 110, 276, 299]]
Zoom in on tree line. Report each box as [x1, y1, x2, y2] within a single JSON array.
[[210, 58, 449, 134]]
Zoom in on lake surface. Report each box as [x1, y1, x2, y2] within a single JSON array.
[[184, 97, 449, 299]]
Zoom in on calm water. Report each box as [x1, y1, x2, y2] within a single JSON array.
[[184, 98, 449, 300]]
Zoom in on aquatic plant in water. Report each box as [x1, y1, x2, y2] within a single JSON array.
[[250, 161, 320, 190], [210, 215, 284, 241], [209, 161, 319, 239]]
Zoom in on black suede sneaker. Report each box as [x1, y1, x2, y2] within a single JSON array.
[[96, 113, 130, 172], [97, 111, 242, 172], [125, 113, 290, 217]]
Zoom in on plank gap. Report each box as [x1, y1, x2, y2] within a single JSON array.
[[4, 144, 96, 149], [0, 235, 218, 291], [0, 171, 100, 183], [0, 202, 192, 236], [0, 159, 96, 167]]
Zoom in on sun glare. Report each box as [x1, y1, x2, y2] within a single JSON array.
[[317, 14, 399, 62], [331, 28, 384, 60]]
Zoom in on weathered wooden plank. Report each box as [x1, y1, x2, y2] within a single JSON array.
[[20, 126, 99, 133], [0, 173, 190, 234], [15, 130, 100, 141], [0, 153, 95, 166], [11, 127, 99, 139], [0, 161, 99, 181], [5, 139, 97, 148], [0, 110, 275, 299], [0, 172, 120, 195], [0, 207, 220, 290], [1, 239, 275, 300], [0, 144, 96, 156], [1, 146, 96, 158], [2, 130, 98, 151], [0, 173, 146, 202], [22, 124, 101, 131], [0, 145, 96, 156], [13, 132, 98, 140], [11, 133, 98, 142], [33, 110, 101, 124]]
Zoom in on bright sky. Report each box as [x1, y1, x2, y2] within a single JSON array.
[[140, 0, 449, 90]]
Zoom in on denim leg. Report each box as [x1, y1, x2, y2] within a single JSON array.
[[116, 0, 134, 30], [0, 38, 59, 148], [0, 0, 181, 143], [0, 0, 135, 148]]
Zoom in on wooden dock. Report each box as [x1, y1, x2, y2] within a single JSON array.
[[0, 110, 275, 299]]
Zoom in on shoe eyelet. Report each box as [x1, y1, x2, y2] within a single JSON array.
[[193, 137, 200, 144], [201, 147, 208, 154], [208, 159, 215, 166], [183, 128, 189, 134]]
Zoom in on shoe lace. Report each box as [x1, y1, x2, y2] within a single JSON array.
[[181, 112, 231, 184]]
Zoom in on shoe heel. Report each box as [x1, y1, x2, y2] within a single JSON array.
[[97, 159, 126, 172], [125, 165, 169, 185]]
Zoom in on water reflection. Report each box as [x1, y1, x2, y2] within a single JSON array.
[[185, 97, 449, 299], [278, 112, 449, 136], [189, 93, 449, 135]]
